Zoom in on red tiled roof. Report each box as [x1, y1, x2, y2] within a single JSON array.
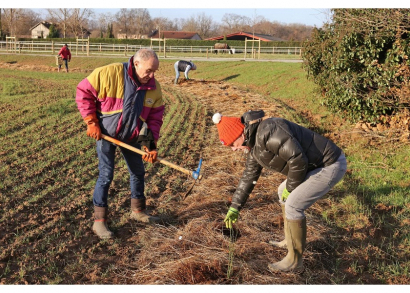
[[205, 31, 284, 42]]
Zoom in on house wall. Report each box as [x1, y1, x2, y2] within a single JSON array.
[[31, 24, 50, 39]]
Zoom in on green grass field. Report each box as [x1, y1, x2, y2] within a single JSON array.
[[0, 54, 409, 284]]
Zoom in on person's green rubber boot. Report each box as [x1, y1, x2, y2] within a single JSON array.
[[268, 217, 306, 272], [269, 204, 287, 249]]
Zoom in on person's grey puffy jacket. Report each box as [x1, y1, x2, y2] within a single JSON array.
[[230, 115, 342, 211]]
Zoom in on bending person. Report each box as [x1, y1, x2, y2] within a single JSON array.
[[174, 60, 196, 84], [213, 110, 347, 273]]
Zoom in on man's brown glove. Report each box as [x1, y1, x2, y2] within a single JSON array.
[[84, 113, 101, 140], [142, 146, 157, 163]]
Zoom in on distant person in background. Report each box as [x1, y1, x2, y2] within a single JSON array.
[[58, 44, 71, 73], [174, 60, 196, 84]]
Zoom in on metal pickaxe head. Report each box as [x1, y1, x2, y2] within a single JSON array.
[[183, 158, 203, 200], [192, 158, 203, 180]]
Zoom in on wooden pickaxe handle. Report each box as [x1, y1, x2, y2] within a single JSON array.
[[101, 134, 202, 180]]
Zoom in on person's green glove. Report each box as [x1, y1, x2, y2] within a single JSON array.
[[281, 188, 290, 201], [224, 207, 239, 229]]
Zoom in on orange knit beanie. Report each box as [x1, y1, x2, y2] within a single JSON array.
[[212, 113, 244, 146]]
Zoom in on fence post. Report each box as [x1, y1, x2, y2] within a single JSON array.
[[258, 39, 261, 59], [244, 38, 247, 60], [52, 41, 54, 54]]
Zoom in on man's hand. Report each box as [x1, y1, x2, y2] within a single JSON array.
[[224, 207, 239, 229], [142, 146, 158, 163], [84, 113, 101, 140]]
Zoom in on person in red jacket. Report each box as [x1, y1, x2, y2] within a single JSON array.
[[57, 44, 71, 73]]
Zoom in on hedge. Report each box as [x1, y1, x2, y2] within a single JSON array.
[[302, 8, 410, 123]]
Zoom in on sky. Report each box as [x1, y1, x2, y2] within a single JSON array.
[[8, 0, 410, 28], [92, 8, 331, 27]]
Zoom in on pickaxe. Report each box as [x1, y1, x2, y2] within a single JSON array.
[[101, 134, 203, 182]]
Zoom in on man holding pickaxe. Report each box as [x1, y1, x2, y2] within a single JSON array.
[[76, 48, 164, 239]]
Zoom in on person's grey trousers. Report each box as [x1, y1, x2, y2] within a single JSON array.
[[277, 153, 347, 220]]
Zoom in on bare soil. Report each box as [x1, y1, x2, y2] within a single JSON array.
[[0, 59, 407, 284]]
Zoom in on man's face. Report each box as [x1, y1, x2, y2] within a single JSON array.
[[230, 133, 250, 152], [134, 57, 159, 84]]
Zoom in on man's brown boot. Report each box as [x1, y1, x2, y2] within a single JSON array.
[[130, 198, 161, 224], [92, 206, 114, 239], [269, 204, 287, 249]]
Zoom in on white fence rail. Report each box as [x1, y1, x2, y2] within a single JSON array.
[[0, 40, 302, 58]]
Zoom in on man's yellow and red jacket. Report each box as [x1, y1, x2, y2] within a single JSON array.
[[75, 56, 164, 143]]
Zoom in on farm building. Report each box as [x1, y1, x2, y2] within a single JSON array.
[[30, 21, 91, 38], [148, 30, 202, 40], [30, 21, 54, 39], [206, 31, 285, 42]]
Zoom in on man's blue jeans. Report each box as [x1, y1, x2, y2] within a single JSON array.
[[93, 139, 145, 207], [58, 58, 68, 70]]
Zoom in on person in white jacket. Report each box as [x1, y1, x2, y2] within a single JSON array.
[[174, 60, 197, 84]]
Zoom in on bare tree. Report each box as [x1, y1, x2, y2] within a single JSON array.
[[0, 9, 2, 38], [90, 12, 114, 38], [2, 8, 39, 37], [253, 17, 276, 35], [47, 8, 72, 38], [131, 8, 151, 38], [18, 9, 41, 36], [2, 8, 19, 36], [68, 8, 94, 37], [220, 13, 252, 34], [196, 13, 214, 39], [180, 16, 197, 32], [151, 16, 178, 33], [178, 13, 215, 38], [114, 8, 133, 38]]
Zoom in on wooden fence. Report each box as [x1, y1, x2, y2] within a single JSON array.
[[0, 40, 302, 60]]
